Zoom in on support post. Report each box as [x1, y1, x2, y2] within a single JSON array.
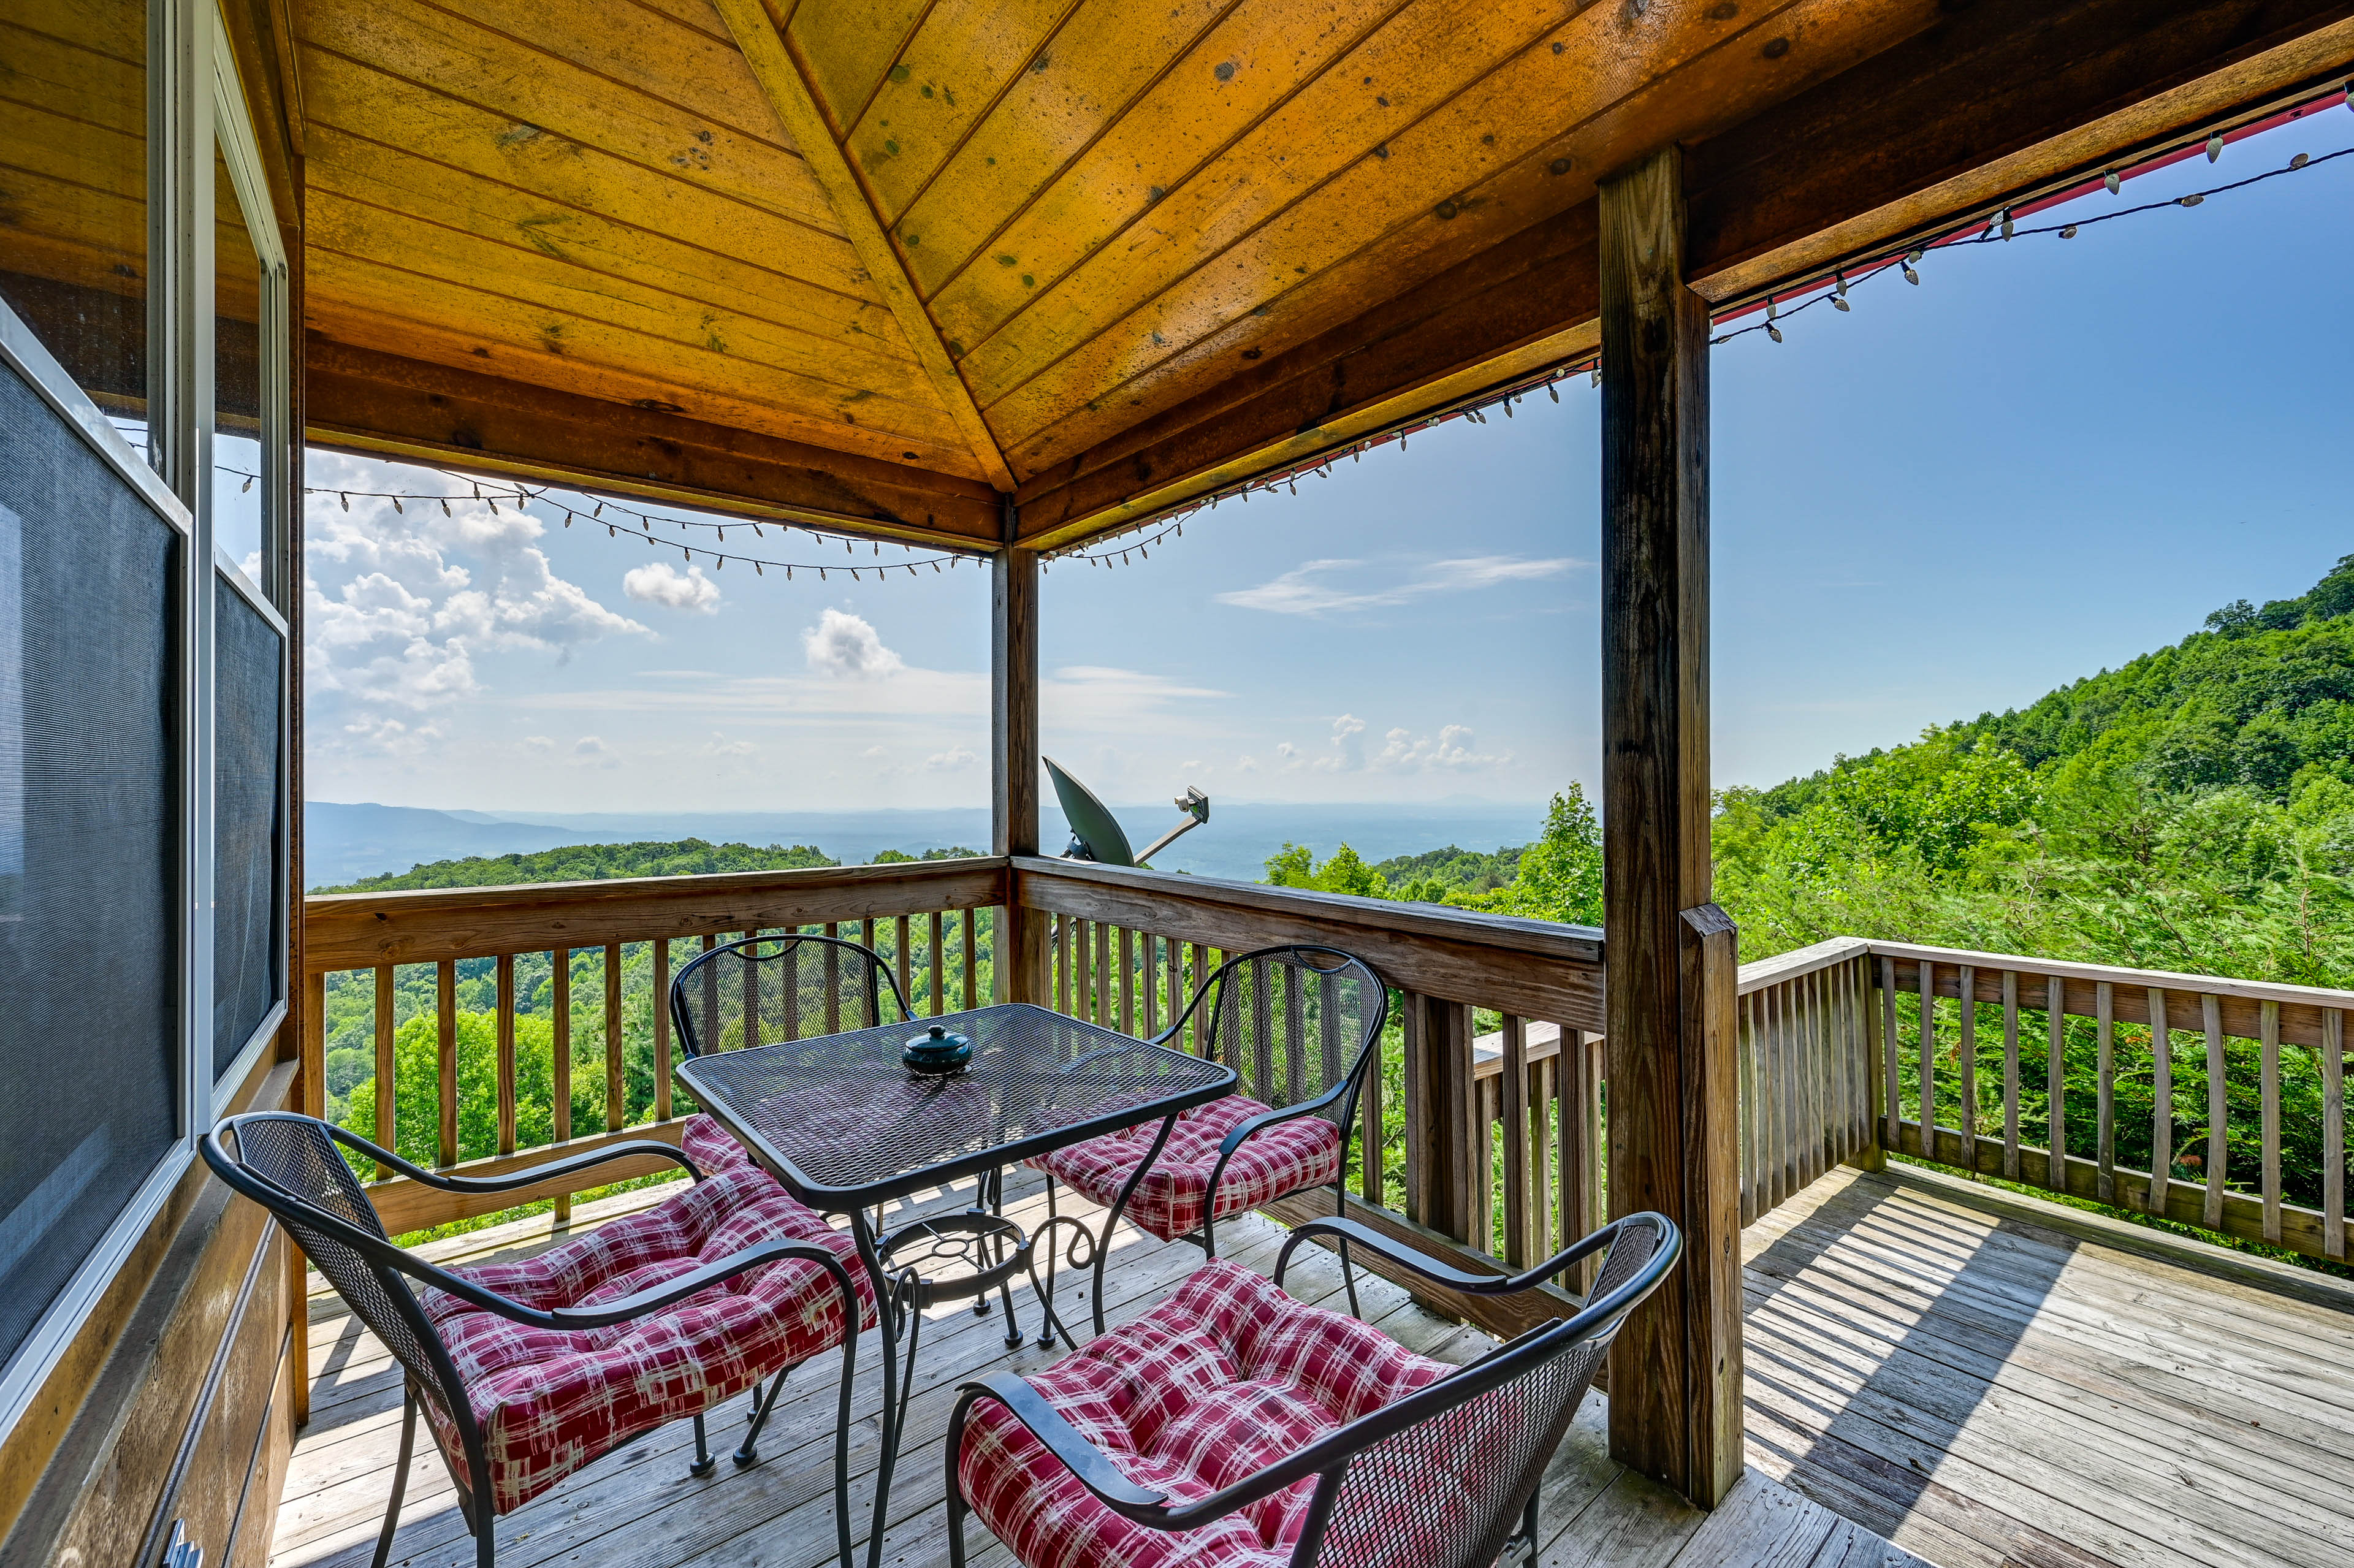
[[992, 528, 1048, 1003], [1598, 143, 1743, 1510]]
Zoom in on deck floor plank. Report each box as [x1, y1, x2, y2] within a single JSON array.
[[274, 1160, 2353, 1568]]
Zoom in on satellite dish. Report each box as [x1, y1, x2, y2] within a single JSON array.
[[1044, 758, 1210, 869]]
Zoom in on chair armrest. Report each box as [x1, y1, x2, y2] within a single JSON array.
[[337, 1128, 703, 1195], [949, 1372, 1171, 1520], [1211, 1087, 1346, 1165], [1273, 1215, 1625, 1297], [546, 1240, 859, 1330]]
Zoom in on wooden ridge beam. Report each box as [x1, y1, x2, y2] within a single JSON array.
[[304, 337, 1003, 547], [1015, 0, 2354, 547], [709, 0, 1018, 494]]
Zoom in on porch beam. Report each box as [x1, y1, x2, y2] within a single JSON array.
[[1597, 145, 1742, 1510], [305, 339, 1003, 550], [993, 531, 1048, 1003]]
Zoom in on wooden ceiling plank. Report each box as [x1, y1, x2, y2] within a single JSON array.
[[932, 0, 1565, 376], [305, 270, 983, 468], [1018, 0, 2354, 542], [845, 0, 1076, 222], [625, 0, 741, 45], [2, 19, 147, 135], [306, 338, 1004, 546], [308, 124, 912, 357], [988, 0, 1932, 465], [927, 0, 1422, 371], [1014, 197, 1598, 538], [5, 0, 143, 61], [302, 0, 840, 231], [889, 0, 1236, 300], [301, 51, 871, 297], [421, 0, 794, 150], [1685, 0, 2354, 291], [783, 0, 940, 139], [713, 0, 1019, 489], [307, 172, 927, 387], [0, 170, 147, 294]]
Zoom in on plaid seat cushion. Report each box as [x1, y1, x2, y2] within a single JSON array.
[[417, 1165, 873, 1513], [957, 1260, 1452, 1568], [682, 1112, 759, 1176], [1030, 1095, 1343, 1241]]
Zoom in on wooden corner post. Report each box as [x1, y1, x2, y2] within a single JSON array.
[[1598, 143, 1743, 1509], [992, 524, 1048, 1004]]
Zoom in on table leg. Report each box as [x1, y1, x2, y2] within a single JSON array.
[[848, 1205, 900, 1568]]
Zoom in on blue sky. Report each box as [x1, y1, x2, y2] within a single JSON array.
[[299, 111, 2354, 816]]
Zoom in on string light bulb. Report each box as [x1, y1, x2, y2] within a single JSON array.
[[2206, 132, 2224, 162], [1832, 272, 1850, 311]]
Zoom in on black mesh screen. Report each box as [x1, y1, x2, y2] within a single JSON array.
[[0, 357, 178, 1378], [213, 574, 282, 1077], [1202, 950, 1379, 1119]]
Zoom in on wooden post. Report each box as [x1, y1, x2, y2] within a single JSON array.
[[993, 535, 1048, 1003], [1598, 143, 1742, 1510]]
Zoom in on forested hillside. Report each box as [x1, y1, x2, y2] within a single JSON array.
[[319, 837, 843, 892]]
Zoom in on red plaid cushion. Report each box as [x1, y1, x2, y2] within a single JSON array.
[[416, 1165, 874, 1514], [682, 1112, 758, 1176], [1030, 1097, 1343, 1241], [956, 1261, 1451, 1568]]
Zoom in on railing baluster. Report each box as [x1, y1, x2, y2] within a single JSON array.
[[2096, 980, 2115, 1205], [1141, 932, 1159, 1035], [1532, 1052, 1556, 1259], [1056, 916, 1072, 1014], [553, 947, 572, 1222], [780, 938, 802, 1042], [1569, 1030, 1604, 1291], [1768, 980, 1790, 1210], [2261, 999, 2282, 1245], [436, 958, 459, 1169], [931, 910, 946, 1016], [1095, 922, 1114, 1027], [895, 914, 912, 1008], [823, 926, 842, 1034], [1918, 963, 1937, 1162], [2147, 987, 2172, 1217], [373, 964, 396, 1180], [742, 930, 763, 1050], [1957, 963, 1978, 1173], [1283, 963, 1307, 1102], [2203, 994, 2227, 1230], [2325, 1008, 2346, 1261], [1737, 991, 1758, 1225], [1400, 990, 1427, 1228], [1251, 956, 1273, 1102], [604, 943, 624, 1132], [2046, 973, 2067, 1192], [652, 937, 671, 1123], [1119, 926, 1135, 1035], [1359, 997, 1384, 1205], [2002, 969, 2021, 1181], [1880, 956, 1900, 1151], [1778, 978, 1800, 1204], [495, 953, 517, 1155], [962, 909, 978, 1011], [1501, 1015, 1529, 1268], [1188, 943, 1208, 1048], [1476, 1071, 1498, 1258]]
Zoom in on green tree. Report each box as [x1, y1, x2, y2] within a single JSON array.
[[343, 1010, 603, 1170]]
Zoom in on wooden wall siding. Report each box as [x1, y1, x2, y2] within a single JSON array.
[[294, 0, 986, 477]]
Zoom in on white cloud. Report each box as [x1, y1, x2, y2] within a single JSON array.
[[803, 607, 904, 678], [702, 733, 756, 758], [1369, 724, 1510, 772], [568, 734, 620, 770], [924, 747, 977, 772], [624, 560, 722, 614], [521, 735, 554, 753], [1216, 555, 1582, 617]]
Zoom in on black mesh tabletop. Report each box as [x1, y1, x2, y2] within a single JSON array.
[[676, 1002, 1235, 1207]]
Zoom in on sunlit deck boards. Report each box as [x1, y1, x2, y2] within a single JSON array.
[[271, 1168, 1913, 1568], [1743, 1165, 2354, 1568]]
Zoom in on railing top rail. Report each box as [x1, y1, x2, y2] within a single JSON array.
[[1015, 856, 1604, 961], [1736, 937, 1872, 994], [303, 854, 1010, 972], [1861, 938, 2354, 1014]]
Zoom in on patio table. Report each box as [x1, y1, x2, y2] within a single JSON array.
[[674, 1000, 1234, 1566]]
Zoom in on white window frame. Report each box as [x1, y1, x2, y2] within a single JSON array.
[[0, 0, 292, 1444]]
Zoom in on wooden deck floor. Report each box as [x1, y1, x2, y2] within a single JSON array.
[[270, 1169, 1916, 1568], [1742, 1165, 2354, 1568]]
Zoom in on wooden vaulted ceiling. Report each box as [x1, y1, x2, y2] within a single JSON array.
[[291, 0, 2354, 550]]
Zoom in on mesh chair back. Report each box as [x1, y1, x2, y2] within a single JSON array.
[[212, 1116, 474, 1466], [1195, 947, 1384, 1121], [671, 934, 912, 1057], [1306, 1216, 1669, 1568]]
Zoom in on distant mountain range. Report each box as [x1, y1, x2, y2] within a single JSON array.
[[303, 800, 1552, 891]]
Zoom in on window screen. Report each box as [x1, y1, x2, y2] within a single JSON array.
[[0, 356, 178, 1377], [213, 574, 281, 1078]]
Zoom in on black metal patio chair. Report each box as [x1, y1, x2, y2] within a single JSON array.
[[947, 1210, 1681, 1568], [201, 1113, 866, 1568], [669, 931, 913, 1058], [1030, 944, 1387, 1326]]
